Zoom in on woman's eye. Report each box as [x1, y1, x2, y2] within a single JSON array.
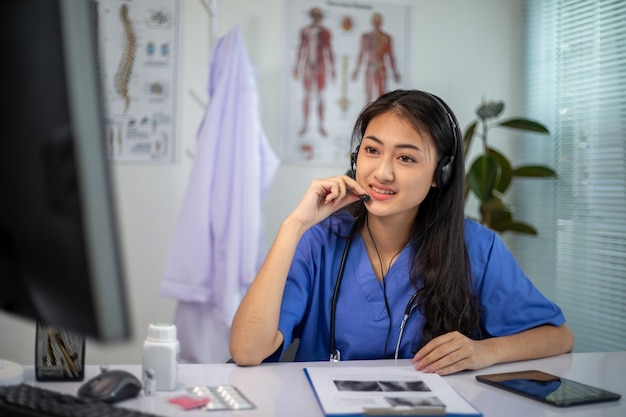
[[364, 146, 378, 155], [399, 155, 416, 163]]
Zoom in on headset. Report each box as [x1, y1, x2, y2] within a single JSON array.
[[430, 93, 459, 188], [329, 92, 459, 361], [350, 94, 458, 188]]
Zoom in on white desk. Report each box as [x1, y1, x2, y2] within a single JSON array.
[[23, 351, 625, 417]]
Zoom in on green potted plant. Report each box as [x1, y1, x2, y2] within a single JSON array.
[[463, 99, 556, 235]]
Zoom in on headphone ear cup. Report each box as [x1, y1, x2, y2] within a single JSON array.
[[436, 156, 453, 188], [347, 153, 357, 179], [350, 145, 360, 174]]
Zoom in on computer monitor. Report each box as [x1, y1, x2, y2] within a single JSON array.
[[0, 0, 131, 342]]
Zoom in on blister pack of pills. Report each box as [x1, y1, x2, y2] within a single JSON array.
[[186, 385, 255, 411]]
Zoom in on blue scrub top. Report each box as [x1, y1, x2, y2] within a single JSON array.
[[273, 212, 565, 362]]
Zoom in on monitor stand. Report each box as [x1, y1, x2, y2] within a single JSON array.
[[0, 359, 24, 385]]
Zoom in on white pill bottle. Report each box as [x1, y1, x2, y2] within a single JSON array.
[[142, 323, 179, 391]]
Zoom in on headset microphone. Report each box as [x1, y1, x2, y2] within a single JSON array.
[[346, 189, 370, 203]]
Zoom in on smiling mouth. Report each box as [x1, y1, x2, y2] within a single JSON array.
[[371, 186, 395, 195]]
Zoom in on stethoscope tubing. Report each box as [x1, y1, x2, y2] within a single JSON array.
[[329, 219, 418, 361]]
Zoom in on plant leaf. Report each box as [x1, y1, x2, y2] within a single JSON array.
[[463, 121, 477, 155], [498, 118, 550, 134], [487, 148, 513, 193], [480, 195, 511, 232], [476, 101, 505, 119], [467, 155, 499, 203], [513, 165, 558, 178], [480, 196, 539, 235], [506, 221, 538, 235]]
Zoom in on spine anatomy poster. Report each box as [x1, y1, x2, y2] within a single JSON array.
[[95, 0, 179, 163]]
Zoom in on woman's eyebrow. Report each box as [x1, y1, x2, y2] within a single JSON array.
[[362, 135, 424, 153]]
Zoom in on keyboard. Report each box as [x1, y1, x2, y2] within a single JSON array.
[[0, 383, 161, 417]]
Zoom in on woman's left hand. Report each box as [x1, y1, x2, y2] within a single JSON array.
[[412, 331, 494, 375]]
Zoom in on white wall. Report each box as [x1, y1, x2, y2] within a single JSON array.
[[0, 0, 525, 366]]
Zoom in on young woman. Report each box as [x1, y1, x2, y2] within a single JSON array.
[[230, 90, 573, 375]]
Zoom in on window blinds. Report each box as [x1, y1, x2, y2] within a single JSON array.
[[519, 0, 626, 352]]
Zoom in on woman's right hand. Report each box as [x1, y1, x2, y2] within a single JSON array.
[[230, 174, 367, 365], [230, 175, 366, 365], [288, 175, 368, 230]]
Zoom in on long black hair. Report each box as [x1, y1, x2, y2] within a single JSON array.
[[345, 90, 480, 346]]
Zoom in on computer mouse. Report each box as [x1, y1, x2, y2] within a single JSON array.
[[77, 369, 142, 404]]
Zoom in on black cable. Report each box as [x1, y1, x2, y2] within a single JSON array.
[[366, 217, 403, 358]]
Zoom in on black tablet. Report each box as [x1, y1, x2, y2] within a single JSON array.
[[476, 370, 622, 407]]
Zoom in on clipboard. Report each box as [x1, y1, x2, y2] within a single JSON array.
[[304, 366, 482, 417]]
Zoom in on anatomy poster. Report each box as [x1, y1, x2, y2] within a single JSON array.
[[285, 0, 410, 165], [95, 0, 179, 163]]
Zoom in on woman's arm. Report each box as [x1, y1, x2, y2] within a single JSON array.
[[413, 324, 574, 375], [229, 176, 366, 365], [229, 217, 306, 365]]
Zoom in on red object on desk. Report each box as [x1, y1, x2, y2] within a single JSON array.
[[169, 395, 210, 410]]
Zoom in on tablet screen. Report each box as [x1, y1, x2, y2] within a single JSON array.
[[476, 370, 621, 407]]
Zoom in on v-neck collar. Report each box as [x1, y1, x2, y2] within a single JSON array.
[[349, 235, 412, 319]]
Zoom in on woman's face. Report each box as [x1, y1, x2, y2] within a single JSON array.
[[355, 111, 438, 223]]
